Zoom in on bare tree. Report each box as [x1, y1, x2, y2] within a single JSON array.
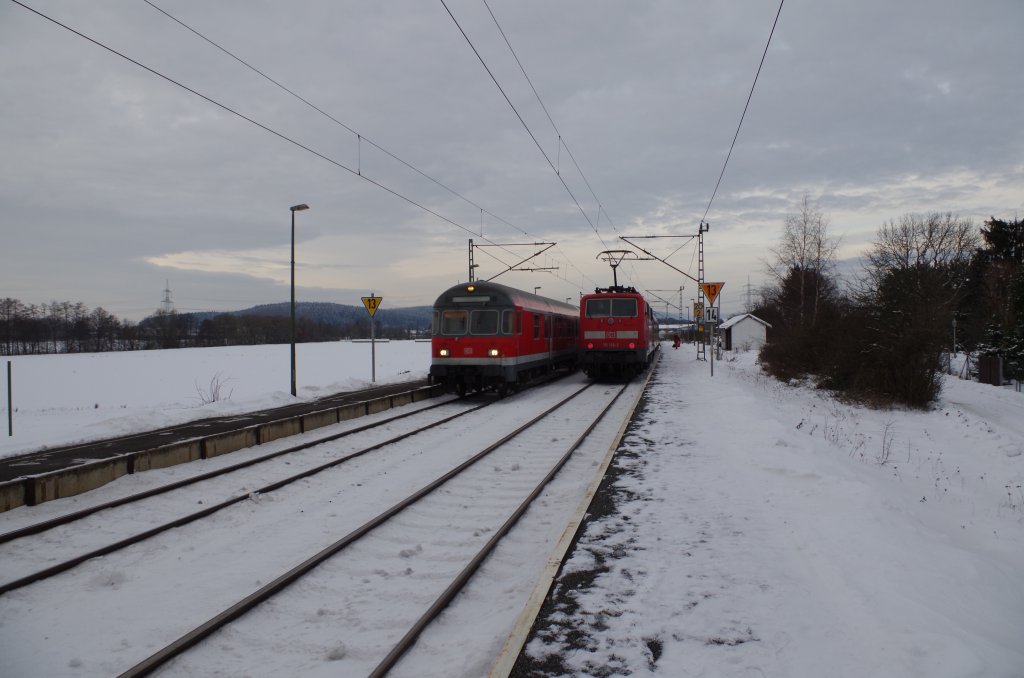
[[855, 213, 979, 406], [764, 196, 841, 329], [862, 212, 978, 282]]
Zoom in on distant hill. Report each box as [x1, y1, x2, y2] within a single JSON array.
[[185, 302, 432, 331]]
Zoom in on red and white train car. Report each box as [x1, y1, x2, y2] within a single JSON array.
[[429, 281, 578, 395], [579, 286, 660, 378]]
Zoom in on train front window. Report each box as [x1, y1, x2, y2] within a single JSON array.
[[585, 299, 612, 317], [431, 310, 439, 335], [440, 310, 468, 335], [585, 298, 637, 317], [470, 309, 499, 335], [612, 299, 637, 317]]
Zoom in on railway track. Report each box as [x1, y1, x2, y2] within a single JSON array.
[[0, 396, 485, 594], [0, 373, 650, 677]]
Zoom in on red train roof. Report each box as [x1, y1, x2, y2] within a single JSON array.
[[433, 281, 578, 315]]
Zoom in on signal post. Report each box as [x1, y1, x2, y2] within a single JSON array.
[[701, 282, 724, 376], [361, 294, 382, 382]]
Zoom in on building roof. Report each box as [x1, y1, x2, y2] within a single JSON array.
[[720, 313, 772, 330]]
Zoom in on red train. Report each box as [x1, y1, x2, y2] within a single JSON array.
[[579, 286, 660, 378], [429, 281, 579, 395]]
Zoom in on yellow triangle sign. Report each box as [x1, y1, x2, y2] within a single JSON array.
[[700, 282, 724, 304], [361, 295, 382, 317]]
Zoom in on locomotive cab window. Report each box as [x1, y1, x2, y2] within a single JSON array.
[[585, 298, 638, 318], [470, 309, 499, 335], [585, 299, 611, 317], [440, 310, 468, 335], [612, 299, 637, 317]]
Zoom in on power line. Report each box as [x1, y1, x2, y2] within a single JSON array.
[[142, 0, 598, 293], [478, 0, 643, 294], [700, 0, 785, 224], [11, 0, 592, 293], [143, 1, 525, 239], [141, 0, 598, 286], [439, 0, 607, 250], [481, 0, 606, 222], [662, 0, 784, 269]]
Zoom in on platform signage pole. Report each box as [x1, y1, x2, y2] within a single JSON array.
[[361, 294, 382, 383], [700, 282, 725, 377]]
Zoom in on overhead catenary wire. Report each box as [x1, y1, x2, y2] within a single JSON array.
[[481, 0, 606, 226], [458, 0, 649, 292], [439, 0, 607, 248], [10, 0, 589, 293], [699, 0, 785, 225], [142, 0, 595, 287], [665, 0, 784, 266], [479, 0, 648, 294]]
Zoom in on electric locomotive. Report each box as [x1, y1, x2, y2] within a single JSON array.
[[579, 285, 660, 378], [429, 281, 578, 395]]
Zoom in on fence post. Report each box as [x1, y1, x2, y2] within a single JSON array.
[[6, 360, 11, 437]]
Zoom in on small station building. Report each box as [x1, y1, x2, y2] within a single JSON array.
[[719, 313, 771, 352]]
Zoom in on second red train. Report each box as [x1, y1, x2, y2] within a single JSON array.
[[579, 285, 660, 378]]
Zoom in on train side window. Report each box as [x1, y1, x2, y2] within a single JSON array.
[[502, 310, 515, 335], [516, 311, 522, 335], [585, 299, 611, 317], [441, 310, 468, 335], [533, 313, 541, 340], [432, 310, 439, 336], [612, 299, 638, 317], [470, 309, 499, 335]]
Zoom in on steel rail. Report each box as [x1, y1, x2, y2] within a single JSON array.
[[115, 382, 596, 678], [0, 398, 458, 544], [369, 382, 630, 676], [0, 400, 492, 596]]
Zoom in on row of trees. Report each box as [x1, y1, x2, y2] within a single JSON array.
[[756, 200, 1022, 407], [0, 303, 424, 356], [0, 299, 143, 355]]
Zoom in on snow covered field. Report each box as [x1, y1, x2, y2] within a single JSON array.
[[0, 340, 431, 460], [1, 341, 1022, 676]]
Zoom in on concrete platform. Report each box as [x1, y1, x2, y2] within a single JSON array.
[[0, 380, 441, 511]]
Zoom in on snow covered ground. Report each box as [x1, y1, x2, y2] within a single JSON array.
[[0, 340, 431, 460], [521, 347, 1024, 677], [1, 341, 1022, 676]]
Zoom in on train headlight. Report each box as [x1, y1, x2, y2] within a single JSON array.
[[439, 348, 449, 357], [488, 348, 499, 357]]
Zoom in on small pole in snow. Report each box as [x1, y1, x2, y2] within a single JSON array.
[[6, 361, 12, 436], [710, 324, 715, 377]]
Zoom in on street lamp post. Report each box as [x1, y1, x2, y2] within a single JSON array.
[[533, 286, 541, 295], [290, 203, 309, 397]]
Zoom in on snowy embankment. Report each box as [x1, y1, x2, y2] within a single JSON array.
[[521, 348, 1024, 677], [0, 341, 431, 460]]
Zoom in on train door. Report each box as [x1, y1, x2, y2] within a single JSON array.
[[546, 314, 553, 363]]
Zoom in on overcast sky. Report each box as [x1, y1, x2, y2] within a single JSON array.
[[2, 0, 1021, 320]]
